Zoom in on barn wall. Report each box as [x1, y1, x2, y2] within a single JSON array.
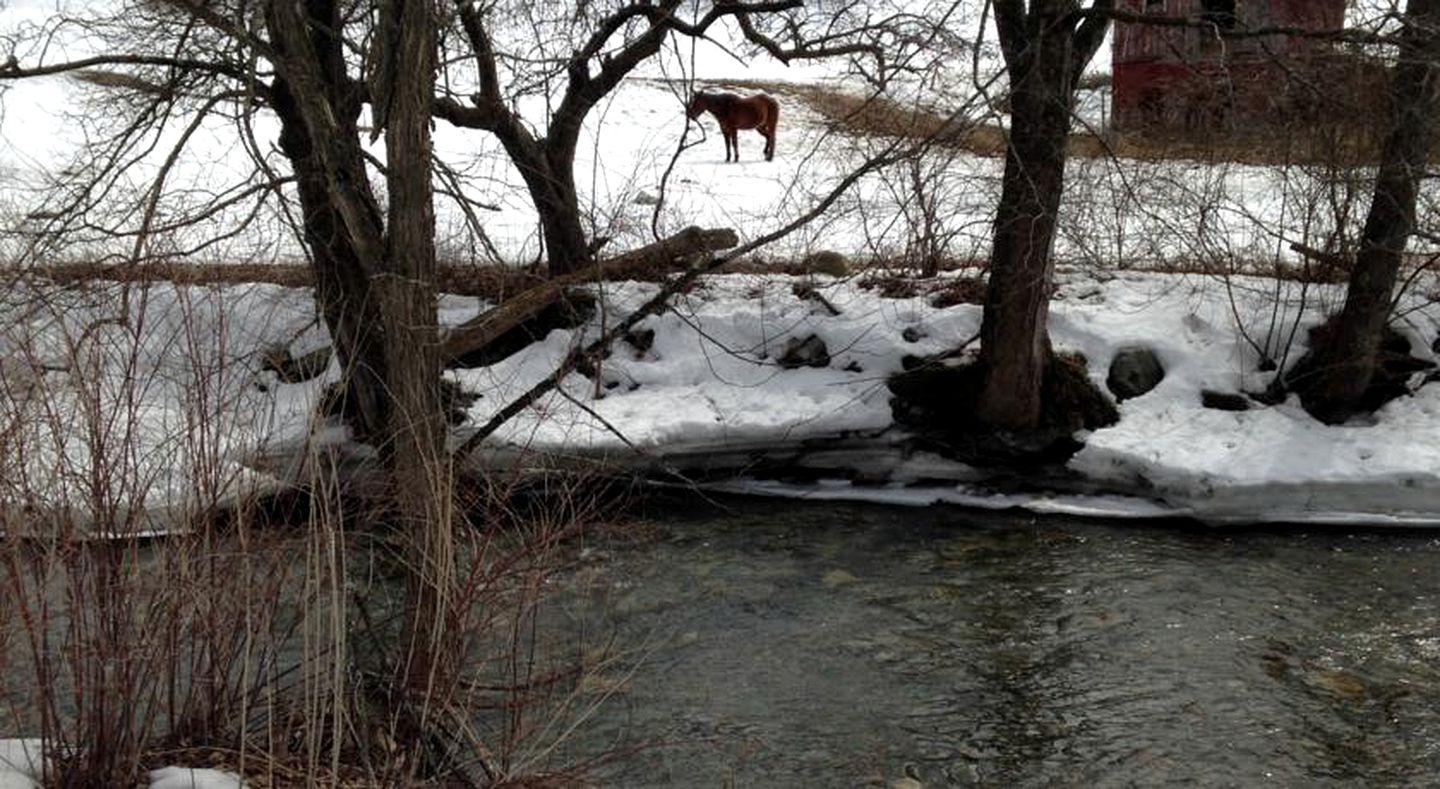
[[1111, 0, 1350, 132]]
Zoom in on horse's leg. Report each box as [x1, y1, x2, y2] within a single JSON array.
[[764, 102, 779, 161], [723, 124, 737, 162]]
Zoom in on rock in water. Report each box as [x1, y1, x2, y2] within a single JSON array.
[[1106, 346, 1164, 400]]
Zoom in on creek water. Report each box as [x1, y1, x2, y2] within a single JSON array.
[[536, 495, 1440, 787]]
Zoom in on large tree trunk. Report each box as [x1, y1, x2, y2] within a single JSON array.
[[488, 133, 592, 277], [1292, 0, 1440, 423], [532, 156, 592, 276], [268, 0, 454, 763], [377, 0, 452, 711], [269, 1, 394, 447], [976, 65, 1070, 428], [976, 0, 1104, 431]]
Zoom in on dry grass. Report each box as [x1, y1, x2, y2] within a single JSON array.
[[0, 278, 640, 785], [710, 78, 1388, 167]]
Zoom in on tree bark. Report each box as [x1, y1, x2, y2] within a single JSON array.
[[975, 0, 1112, 431], [1292, 0, 1440, 423], [267, 0, 394, 447], [439, 225, 738, 361], [376, 0, 452, 711]]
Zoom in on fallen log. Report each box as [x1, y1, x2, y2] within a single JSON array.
[[439, 225, 738, 363]]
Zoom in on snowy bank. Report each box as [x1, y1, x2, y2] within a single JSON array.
[[4, 266, 1439, 530], [0, 740, 243, 788]]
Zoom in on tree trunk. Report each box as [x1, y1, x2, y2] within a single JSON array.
[[1293, 0, 1440, 423], [501, 140, 592, 277], [975, 2, 1082, 431], [269, 0, 454, 762], [268, 0, 394, 447], [377, 0, 452, 711], [533, 164, 591, 277], [439, 225, 738, 361]]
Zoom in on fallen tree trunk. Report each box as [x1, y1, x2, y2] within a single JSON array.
[[453, 237, 753, 457], [24, 260, 548, 299], [438, 225, 738, 363]]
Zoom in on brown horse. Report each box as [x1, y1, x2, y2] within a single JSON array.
[[685, 92, 779, 162]]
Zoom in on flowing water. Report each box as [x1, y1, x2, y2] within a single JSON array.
[[537, 495, 1440, 787]]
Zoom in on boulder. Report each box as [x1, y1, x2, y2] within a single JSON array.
[[261, 344, 333, 384], [778, 334, 830, 369], [1106, 346, 1164, 401], [1200, 389, 1250, 411], [624, 327, 656, 355]]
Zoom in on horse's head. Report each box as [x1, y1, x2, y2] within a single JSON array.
[[685, 94, 708, 120]]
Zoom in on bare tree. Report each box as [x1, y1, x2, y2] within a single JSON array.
[[431, 0, 904, 275], [975, 0, 1114, 433], [1287, 0, 1440, 422]]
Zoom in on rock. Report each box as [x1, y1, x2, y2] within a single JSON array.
[[1200, 389, 1250, 411], [822, 569, 859, 587], [260, 344, 333, 383], [901, 326, 926, 343], [891, 764, 924, 789], [632, 189, 660, 206], [792, 283, 842, 316], [624, 327, 655, 355], [778, 334, 830, 369], [441, 378, 481, 424], [803, 250, 850, 277], [1106, 346, 1164, 401]]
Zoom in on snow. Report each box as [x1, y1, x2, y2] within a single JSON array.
[[147, 766, 245, 789], [4, 263, 1437, 532], [0, 742, 244, 788], [2, 1, 1440, 536], [0, 741, 41, 789]]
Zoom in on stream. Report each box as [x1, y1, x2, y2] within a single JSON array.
[[535, 495, 1440, 787]]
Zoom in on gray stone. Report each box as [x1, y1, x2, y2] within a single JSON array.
[[1106, 345, 1164, 400], [261, 344, 333, 384], [1201, 389, 1250, 411], [778, 334, 830, 369]]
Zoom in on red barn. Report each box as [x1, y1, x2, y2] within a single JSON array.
[[1112, 0, 1349, 131]]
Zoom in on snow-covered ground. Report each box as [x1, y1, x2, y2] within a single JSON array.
[[0, 739, 241, 788], [1, 1, 1438, 537], [6, 36, 1437, 530], [2, 262, 1438, 532]]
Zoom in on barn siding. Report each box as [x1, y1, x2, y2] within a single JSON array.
[[1111, 0, 1349, 131]]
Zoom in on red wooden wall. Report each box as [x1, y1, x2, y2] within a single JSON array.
[[1111, 0, 1348, 131]]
